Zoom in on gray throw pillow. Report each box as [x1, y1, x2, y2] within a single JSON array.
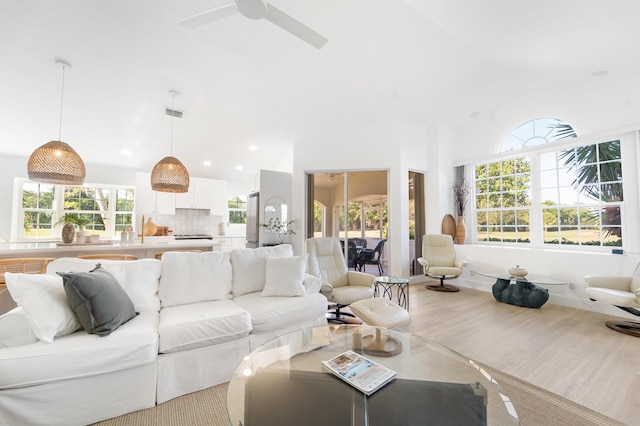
[[58, 264, 137, 336]]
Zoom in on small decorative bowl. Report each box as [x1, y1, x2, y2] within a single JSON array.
[[508, 265, 528, 277]]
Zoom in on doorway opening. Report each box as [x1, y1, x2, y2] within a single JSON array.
[[306, 170, 389, 275]]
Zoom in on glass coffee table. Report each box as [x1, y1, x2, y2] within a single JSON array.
[[227, 325, 519, 425], [474, 270, 567, 308]]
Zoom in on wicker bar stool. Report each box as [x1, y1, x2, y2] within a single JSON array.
[[154, 250, 202, 260], [0, 257, 55, 286], [77, 254, 138, 260]]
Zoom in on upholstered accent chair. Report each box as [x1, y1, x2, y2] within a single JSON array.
[[306, 237, 375, 324], [585, 264, 640, 338], [417, 234, 467, 292]]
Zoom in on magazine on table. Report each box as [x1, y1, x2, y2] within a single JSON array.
[[322, 350, 397, 395]]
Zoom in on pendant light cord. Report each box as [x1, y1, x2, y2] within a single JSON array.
[[170, 92, 175, 156], [58, 64, 66, 142]]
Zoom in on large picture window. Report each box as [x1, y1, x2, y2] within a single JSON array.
[[15, 179, 134, 241], [470, 116, 627, 250]]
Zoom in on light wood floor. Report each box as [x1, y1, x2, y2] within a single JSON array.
[[391, 278, 639, 425]]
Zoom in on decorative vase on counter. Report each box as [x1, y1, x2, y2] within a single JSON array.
[[61, 223, 75, 244], [455, 216, 467, 244]]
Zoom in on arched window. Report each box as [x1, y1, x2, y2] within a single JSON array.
[[473, 117, 624, 249], [500, 118, 576, 152]]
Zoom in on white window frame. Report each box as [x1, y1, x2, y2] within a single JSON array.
[[465, 130, 638, 253], [11, 178, 135, 242]]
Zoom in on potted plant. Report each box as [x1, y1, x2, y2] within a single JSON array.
[[55, 214, 94, 243], [452, 177, 469, 244], [260, 217, 296, 244]]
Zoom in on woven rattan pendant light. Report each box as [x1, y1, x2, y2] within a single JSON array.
[[28, 60, 86, 185], [150, 90, 189, 193]]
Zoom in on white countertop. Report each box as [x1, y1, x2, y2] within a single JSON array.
[[0, 238, 221, 258]]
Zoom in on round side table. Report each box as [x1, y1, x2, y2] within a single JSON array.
[[374, 276, 410, 311]]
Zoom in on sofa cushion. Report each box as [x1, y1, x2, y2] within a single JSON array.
[[58, 265, 137, 336], [4, 272, 81, 343], [159, 251, 232, 307], [0, 311, 159, 389], [262, 255, 307, 297], [158, 300, 252, 354], [233, 292, 328, 334], [231, 244, 294, 297], [46, 258, 162, 312], [0, 307, 38, 348]]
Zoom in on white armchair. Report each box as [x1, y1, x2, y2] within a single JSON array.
[[585, 264, 640, 338], [306, 237, 375, 324], [417, 234, 467, 292]]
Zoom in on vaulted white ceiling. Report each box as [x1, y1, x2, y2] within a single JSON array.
[[2, 0, 640, 182]]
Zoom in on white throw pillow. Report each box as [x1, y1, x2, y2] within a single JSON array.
[[159, 251, 232, 307], [4, 272, 81, 343], [0, 307, 38, 348], [46, 258, 162, 312], [231, 244, 294, 296], [262, 255, 307, 297]]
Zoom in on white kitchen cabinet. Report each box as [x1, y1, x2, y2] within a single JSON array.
[[175, 177, 211, 209], [155, 192, 176, 214], [135, 172, 176, 214], [212, 237, 245, 252], [210, 179, 227, 216]]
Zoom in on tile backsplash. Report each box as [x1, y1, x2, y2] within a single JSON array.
[[144, 209, 245, 237]]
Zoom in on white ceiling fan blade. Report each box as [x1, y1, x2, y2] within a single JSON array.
[[178, 2, 238, 30], [264, 4, 328, 49]]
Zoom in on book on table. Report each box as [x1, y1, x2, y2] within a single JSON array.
[[322, 350, 397, 395]]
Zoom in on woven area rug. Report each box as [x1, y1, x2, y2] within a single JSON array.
[[93, 366, 622, 426]]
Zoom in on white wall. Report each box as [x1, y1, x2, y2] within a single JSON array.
[[453, 72, 640, 163], [293, 120, 429, 277], [0, 155, 28, 240], [425, 124, 456, 235]]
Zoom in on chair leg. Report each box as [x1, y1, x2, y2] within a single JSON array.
[[426, 276, 460, 292], [326, 305, 362, 325], [606, 320, 640, 338]]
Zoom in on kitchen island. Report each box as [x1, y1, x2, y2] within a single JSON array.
[[0, 237, 222, 260]]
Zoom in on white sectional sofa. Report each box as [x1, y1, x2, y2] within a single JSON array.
[[0, 244, 328, 426]]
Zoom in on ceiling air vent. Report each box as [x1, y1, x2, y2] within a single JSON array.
[[165, 108, 183, 118]]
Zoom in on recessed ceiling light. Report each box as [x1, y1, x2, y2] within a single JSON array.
[[203, 160, 212, 166], [121, 149, 132, 156], [592, 70, 609, 77], [236, 165, 244, 170], [248, 145, 257, 151]]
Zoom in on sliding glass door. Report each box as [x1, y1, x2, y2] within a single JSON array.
[[307, 170, 388, 272]]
